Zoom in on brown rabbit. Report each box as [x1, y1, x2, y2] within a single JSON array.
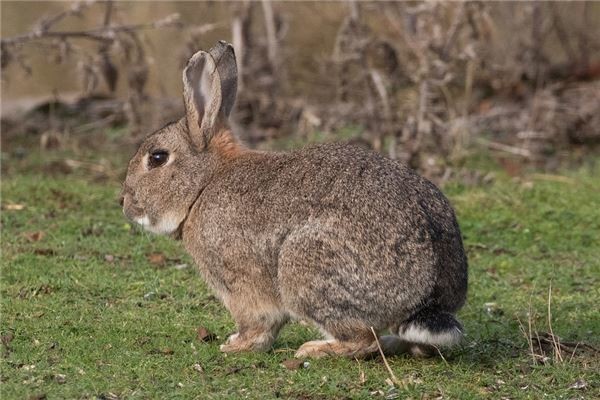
[[121, 41, 468, 358]]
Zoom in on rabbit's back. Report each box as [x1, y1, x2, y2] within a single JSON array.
[[185, 142, 467, 329]]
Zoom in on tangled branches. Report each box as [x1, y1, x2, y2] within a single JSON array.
[[1, 0, 184, 134]]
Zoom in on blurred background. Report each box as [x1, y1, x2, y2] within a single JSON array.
[[1, 0, 599, 182]]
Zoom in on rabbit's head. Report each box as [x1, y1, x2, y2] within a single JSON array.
[[121, 41, 239, 235]]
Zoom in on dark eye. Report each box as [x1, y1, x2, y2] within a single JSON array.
[[148, 150, 169, 169]]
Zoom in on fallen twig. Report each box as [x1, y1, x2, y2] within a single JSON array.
[[547, 284, 563, 363], [370, 326, 399, 386], [478, 138, 533, 158]]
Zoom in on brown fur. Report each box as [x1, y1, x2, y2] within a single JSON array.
[[209, 129, 246, 160], [121, 42, 468, 359]]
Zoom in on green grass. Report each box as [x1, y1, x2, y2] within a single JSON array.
[[1, 162, 599, 399]]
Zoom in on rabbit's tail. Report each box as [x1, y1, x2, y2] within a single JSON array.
[[397, 307, 463, 347]]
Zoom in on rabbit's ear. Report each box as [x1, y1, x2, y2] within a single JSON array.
[[208, 41, 238, 118], [182, 41, 237, 149]]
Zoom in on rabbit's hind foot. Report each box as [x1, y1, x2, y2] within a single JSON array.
[[294, 339, 378, 359]]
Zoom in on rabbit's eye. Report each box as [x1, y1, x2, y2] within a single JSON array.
[[148, 150, 169, 169]]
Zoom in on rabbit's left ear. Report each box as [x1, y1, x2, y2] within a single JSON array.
[[182, 41, 237, 149]]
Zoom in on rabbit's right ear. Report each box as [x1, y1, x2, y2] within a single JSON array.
[[182, 41, 237, 150]]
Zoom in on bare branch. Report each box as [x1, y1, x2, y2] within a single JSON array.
[[1, 14, 182, 46]]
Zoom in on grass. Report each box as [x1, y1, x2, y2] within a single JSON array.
[[1, 150, 599, 399]]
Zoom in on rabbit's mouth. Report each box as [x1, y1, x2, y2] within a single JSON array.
[[133, 212, 184, 235], [122, 194, 183, 236]]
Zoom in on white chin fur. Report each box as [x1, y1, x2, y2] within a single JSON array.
[[135, 216, 151, 227], [398, 325, 463, 347], [135, 214, 180, 235]]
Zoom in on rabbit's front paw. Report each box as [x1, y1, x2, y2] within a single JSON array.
[[224, 332, 240, 344], [219, 332, 241, 352]]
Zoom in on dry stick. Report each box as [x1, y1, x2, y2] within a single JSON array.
[[549, 3, 577, 63], [4, 30, 112, 44], [578, 2, 590, 68], [261, 0, 278, 75], [530, 173, 576, 185], [441, 3, 466, 60], [37, 0, 96, 32], [370, 327, 399, 386], [547, 283, 563, 363], [433, 345, 449, 366], [231, 4, 246, 92], [102, 0, 113, 27], [416, 79, 429, 151], [530, 289, 545, 362], [523, 292, 537, 364], [530, 2, 544, 86], [568, 342, 580, 364], [516, 316, 535, 364], [354, 357, 366, 385], [478, 138, 532, 158], [369, 69, 391, 153], [346, 0, 360, 22], [463, 60, 475, 117]]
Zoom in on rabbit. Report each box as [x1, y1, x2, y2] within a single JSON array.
[[121, 41, 468, 359]]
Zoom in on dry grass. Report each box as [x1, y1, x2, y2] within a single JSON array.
[[517, 284, 599, 367]]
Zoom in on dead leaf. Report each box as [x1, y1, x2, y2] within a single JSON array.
[[34, 249, 56, 256], [147, 252, 166, 266], [3, 203, 25, 211], [1, 332, 14, 346], [196, 326, 217, 343], [104, 254, 115, 263], [28, 394, 46, 400], [24, 231, 45, 242], [82, 225, 104, 236], [19, 284, 53, 299], [225, 366, 243, 375], [150, 348, 174, 356], [281, 359, 304, 370], [46, 160, 74, 175]]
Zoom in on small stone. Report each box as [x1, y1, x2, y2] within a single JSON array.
[[143, 291, 156, 300], [192, 363, 203, 373], [54, 374, 66, 384]]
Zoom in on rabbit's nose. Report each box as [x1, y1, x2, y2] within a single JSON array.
[[119, 196, 125, 206]]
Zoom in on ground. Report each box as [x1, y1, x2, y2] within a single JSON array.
[[1, 146, 599, 399]]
